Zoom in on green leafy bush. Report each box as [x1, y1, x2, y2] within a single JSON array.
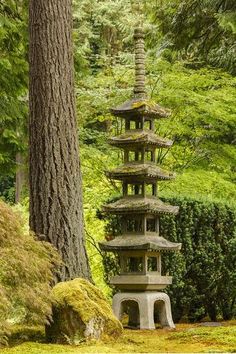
[[0, 200, 60, 346], [161, 196, 236, 322]]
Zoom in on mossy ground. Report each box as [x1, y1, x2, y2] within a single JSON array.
[[2, 321, 236, 353]]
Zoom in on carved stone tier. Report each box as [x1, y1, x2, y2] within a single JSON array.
[[111, 98, 171, 119], [108, 249, 173, 291], [103, 196, 179, 215], [106, 163, 175, 182], [111, 274, 172, 291], [99, 235, 181, 252], [109, 130, 172, 148], [133, 27, 146, 99]]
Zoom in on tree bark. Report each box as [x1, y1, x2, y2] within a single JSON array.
[[29, 0, 91, 281]]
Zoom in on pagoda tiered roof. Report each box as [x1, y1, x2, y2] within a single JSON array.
[[99, 235, 181, 252], [109, 130, 173, 148], [103, 197, 179, 215], [106, 163, 175, 181], [111, 98, 171, 119]]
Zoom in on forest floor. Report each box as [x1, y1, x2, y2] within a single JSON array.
[[2, 321, 236, 353]]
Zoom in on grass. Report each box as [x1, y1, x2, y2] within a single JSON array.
[[1, 321, 236, 353]]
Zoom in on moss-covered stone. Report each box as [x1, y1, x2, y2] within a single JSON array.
[[45, 278, 122, 344], [131, 99, 156, 109]]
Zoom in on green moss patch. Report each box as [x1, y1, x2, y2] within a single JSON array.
[[2, 323, 236, 353]]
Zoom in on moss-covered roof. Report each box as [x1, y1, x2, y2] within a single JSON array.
[[103, 197, 179, 215], [106, 163, 175, 181], [109, 130, 172, 148], [99, 235, 181, 252], [111, 98, 171, 119]]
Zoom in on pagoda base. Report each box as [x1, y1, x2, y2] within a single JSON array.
[[112, 291, 175, 330]]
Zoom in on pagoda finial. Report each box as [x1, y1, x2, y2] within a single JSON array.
[[133, 27, 146, 99]]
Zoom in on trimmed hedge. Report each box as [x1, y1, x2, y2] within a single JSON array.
[[160, 196, 236, 322]]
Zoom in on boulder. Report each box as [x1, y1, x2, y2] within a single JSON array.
[[45, 278, 122, 344]]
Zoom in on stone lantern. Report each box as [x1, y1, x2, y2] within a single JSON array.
[[99, 28, 181, 330]]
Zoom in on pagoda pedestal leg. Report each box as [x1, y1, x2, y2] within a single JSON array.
[[157, 294, 175, 328], [112, 292, 175, 330], [139, 293, 155, 329]]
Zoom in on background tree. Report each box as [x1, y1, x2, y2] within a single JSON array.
[[0, 1, 28, 203], [150, 0, 236, 74], [29, 0, 91, 281]]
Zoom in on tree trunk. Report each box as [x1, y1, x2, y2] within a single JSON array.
[[29, 0, 91, 281]]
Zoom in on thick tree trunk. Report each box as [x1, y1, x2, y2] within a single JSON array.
[[29, 0, 91, 281]]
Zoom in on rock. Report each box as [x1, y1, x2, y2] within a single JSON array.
[[45, 278, 122, 344], [200, 322, 222, 327]]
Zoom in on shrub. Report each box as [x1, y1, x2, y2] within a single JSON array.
[[161, 196, 236, 322], [0, 199, 60, 345]]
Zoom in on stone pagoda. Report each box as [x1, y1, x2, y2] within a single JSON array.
[[99, 28, 181, 330]]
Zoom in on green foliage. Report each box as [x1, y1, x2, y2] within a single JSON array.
[[78, 59, 236, 204], [73, 0, 138, 74], [0, 0, 235, 332], [80, 143, 118, 296], [1, 0, 235, 203], [160, 196, 236, 322], [149, 60, 236, 174], [150, 0, 236, 74], [0, 200, 61, 346], [77, 59, 236, 301], [160, 170, 236, 203], [0, 176, 15, 203], [0, 1, 28, 175]]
